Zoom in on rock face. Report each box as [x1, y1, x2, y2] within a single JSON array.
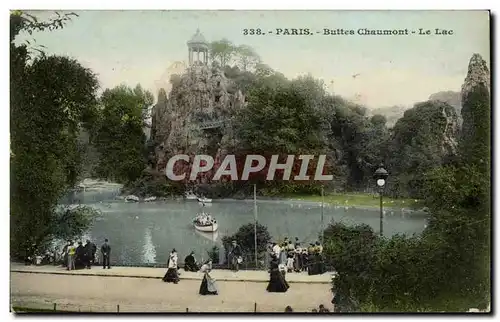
[[151, 62, 246, 173], [428, 91, 462, 126], [461, 53, 490, 100], [459, 53, 490, 165], [440, 103, 460, 156]]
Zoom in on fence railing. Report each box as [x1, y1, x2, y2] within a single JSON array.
[[12, 301, 334, 313]]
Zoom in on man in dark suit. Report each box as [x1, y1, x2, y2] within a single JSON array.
[[84, 240, 93, 269], [101, 239, 111, 269], [228, 240, 242, 272], [75, 241, 85, 269]]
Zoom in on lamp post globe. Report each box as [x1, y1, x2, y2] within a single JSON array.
[[373, 165, 389, 237]]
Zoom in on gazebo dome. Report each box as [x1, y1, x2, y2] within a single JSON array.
[[187, 29, 208, 50]]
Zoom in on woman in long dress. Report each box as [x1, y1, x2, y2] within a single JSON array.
[[162, 249, 180, 284], [266, 254, 289, 293], [279, 242, 288, 265], [198, 260, 218, 295]]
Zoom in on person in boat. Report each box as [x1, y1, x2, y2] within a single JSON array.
[[163, 249, 180, 284], [199, 260, 218, 295], [266, 254, 290, 293], [228, 240, 242, 272], [184, 251, 199, 272]]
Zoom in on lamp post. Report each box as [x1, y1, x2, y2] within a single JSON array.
[[373, 165, 389, 237]]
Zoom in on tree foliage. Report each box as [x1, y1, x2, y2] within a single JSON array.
[[221, 222, 272, 257], [10, 11, 99, 260], [386, 101, 458, 198], [327, 54, 490, 312], [209, 39, 235, 68], [235, 44, 260, 71], [93, 84, 153, 183]]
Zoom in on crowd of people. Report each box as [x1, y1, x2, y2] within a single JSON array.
[[159, 238, 325, 297], [268, 237, 326, 276], [193, 212, 216, 226], [59, 238, 111, 270]]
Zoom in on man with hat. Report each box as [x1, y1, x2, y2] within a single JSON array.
[[227, 240, 242, 272]]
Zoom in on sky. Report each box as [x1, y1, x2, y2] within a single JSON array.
[[18, 10, 490, 109]]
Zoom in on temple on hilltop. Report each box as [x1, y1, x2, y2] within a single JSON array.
[[188, 29, 209, 66], [150, 29, 246, 177]]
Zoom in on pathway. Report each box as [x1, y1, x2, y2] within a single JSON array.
[[10, 263, 333, 283], [10, 265, 334, 313]]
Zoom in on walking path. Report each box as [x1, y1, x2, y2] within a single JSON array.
[[10, 263, 332, 283], [10, 265, 334, 313]]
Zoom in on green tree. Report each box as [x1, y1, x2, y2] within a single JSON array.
[[386, 100, 459, 198], [326, 54, 491, 313], [324, 223, 378, 311], [10, 11, 100, 260], [209, 39, 235, 67], [221, 222, 272, 266], [94, 84, 152, 183], [235, 44, 260, 71]]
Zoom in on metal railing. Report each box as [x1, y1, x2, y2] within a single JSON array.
[[197, 119, 226, 130], [12, 301, 334, 313]]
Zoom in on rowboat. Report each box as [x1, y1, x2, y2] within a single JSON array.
[[125, 195, 139, 202], [193, 213, 218, 232], [194, 221, 218, 232], [197, 196, 212, 203]]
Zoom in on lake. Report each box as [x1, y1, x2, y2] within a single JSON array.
[[67, 182, 427, 267]]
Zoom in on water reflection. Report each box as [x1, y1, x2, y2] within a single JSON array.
[[142, 227, 157, 264]]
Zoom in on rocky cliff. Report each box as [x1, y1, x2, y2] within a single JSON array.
[[461, 53, 490, 100], [428, 91, 462, 118], [459, 53, 490, 165], [150, 62, 246, 173]]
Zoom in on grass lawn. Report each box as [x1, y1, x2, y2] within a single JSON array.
[[284, 192, 421, 209]]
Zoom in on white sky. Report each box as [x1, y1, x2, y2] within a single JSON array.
[[17, 10, 490, 109]]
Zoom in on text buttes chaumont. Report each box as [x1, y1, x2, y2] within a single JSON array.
[[322, 28, 453, 36]]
